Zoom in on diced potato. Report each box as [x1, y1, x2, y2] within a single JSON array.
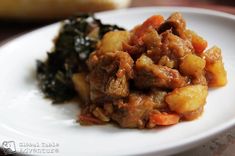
[[158, 55, 175, 69], [99, 31, 130, 53], [165, 85, 208, 114], [180, 54, 206, 76], [182, 106, 203, 121], [72, 73, 90, 102], [203, 46, 227, 87], [136, 54, 154, 68], [206, 61, 227, 87], [185, 29, 207, 54]]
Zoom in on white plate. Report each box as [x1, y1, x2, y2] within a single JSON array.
[[0, 7, 235, 156]]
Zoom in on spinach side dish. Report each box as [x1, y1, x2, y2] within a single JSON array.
[[36, 12, 227, 129]]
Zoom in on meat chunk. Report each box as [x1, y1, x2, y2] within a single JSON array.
[[137, 28, 193, 67], [192, 73, 207, 86], [134, 29, 193, 70], [134, 55, 188, 89], [111, 92, 155, 128], [161, 31, 194, 67], [158, 12, 186, 38], [88, 51, 134, 102], [149, 89, 168, 109], [105, 76, 129, 98], [161, 31, 193, 57], [142, 28, 162, 63]]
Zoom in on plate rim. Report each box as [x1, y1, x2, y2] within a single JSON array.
[[0, 7, 235, 156]]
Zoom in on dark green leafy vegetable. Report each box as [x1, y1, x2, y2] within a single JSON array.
[[36, 14, 124, 103]]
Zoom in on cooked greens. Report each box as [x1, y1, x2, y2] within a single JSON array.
[[36, 14, 124, 103]]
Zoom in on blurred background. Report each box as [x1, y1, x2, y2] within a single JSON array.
[[0, 0, 235, 44]]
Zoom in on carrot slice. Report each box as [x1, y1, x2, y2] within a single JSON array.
[[192, 36, 207, 54], [142, 15, 165, 30], [149, 112, 180, 126], [185, 30, 207, 54], [134, 15, 164, 43], [79, 115, 103, 125]]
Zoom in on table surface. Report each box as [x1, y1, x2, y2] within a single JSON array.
[[0, 0, 235, 156]]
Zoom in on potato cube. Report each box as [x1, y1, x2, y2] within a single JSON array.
[[203, 46, 227, 87], [165, 85, 208, 114], [182, 106, 203, 121], [99, 31, 130, 53], [72, 73, 90, 102], [180, 54, 206, 76], [136, 54, 154, 68]]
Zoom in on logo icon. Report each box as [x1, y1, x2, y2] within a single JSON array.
[[2, 141, 16, 155]]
